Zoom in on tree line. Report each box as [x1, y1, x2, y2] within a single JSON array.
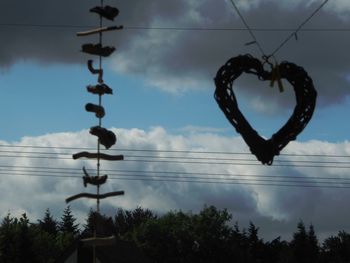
[[0, 205, 349, 262]]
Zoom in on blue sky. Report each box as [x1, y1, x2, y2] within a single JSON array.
[[1, 0, 350, 240], [1, 61, 349, 143]]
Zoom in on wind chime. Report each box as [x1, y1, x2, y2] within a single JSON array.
[[65, 0, 124, 257], [214, 1, 323, 165]]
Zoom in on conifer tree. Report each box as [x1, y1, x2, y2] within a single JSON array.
[[59, 206, 79, 235], [18, 213, 38, 263], [38, 208, 58, 236], [308, 224, 320, 262], [0, 213, 17, 262]]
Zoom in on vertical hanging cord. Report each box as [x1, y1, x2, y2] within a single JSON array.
[[94, 2, 103, 263], [96, 0, 104, 215]]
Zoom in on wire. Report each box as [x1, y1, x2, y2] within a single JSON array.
[[270, 0, 329, 56], [228, 0, 330, 62], [1, 154, 350, 169], [3, 149, 350, 165], [229, 0, 266, 56], [3, 170, 349, 186], [1, 148, 350, 168], [125, 26, 350, 32], [1, 170, 350, 189], [1, 160, 350, 189], [1, 144, 349, 158], [0, 23, 348, 32], [2, 165, 350, 181]]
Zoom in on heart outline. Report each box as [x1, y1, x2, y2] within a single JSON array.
[[214, 54, 317, 165]]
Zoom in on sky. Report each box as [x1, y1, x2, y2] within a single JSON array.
[[1, 0, 350, 241]]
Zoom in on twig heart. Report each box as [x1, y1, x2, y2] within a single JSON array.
[[214, 54, 317, 165]]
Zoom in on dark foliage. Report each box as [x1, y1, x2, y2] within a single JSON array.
[[38, 208, 58, 236], [83, 209, 115, 237], [0, 206, 348, 262], [59, 206, 79, 235]]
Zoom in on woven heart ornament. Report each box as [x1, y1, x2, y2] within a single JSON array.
[[214, 54, 317, 165]]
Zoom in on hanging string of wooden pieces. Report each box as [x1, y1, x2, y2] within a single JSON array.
[[65, 0, 124, 257], [214, 0, 327, 165]]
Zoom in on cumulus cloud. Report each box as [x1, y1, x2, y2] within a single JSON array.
[[1, 0, 349, 109], [1, 127, 350, 240]]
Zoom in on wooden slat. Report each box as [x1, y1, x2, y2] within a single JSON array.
[[66, 191, 125, 203], [72, 151, 124, 161], [77, 26, 123, 36]]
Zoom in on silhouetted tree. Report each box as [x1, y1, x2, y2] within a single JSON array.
[[59, 206, 79, 235], [1, 205, 350, 263], [38, 208, 58, 236], [263, 237, 290, 263], [18, 213, 34, 262], [132, 205, 235, 263], [0, 213, 18, 262], [290, 221, 308, 263], [229, 222, 250, 262], [114, 206, 157, 238], [247, 222, 265, 263], [307, 224, 320, 262], [322, 231, 350, 263], [84, 210, 115, 237], [290, 221, 319, 263]]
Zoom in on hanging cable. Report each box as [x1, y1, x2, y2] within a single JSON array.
[[1, 170, 350, 189], [4, 149, 350, 165], [2, 166, 350, 182], [1, 144, 349, 158], [1, 23, 349, 32], [229, 0, 266, 56], [228, 0, 330, 65], [269, 0, 329, 57]]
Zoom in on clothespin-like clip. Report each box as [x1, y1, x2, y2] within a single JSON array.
[[294, 33, 298, 41], [245, 41, 257, 46], [270, 62, 284, 93]]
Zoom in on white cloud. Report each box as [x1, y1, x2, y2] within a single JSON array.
[[1, 127, 350, 239]]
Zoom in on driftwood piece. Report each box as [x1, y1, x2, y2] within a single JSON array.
[[72, 151, 124, 161], [90, 5, 120, 21], [87, 83, 113, 95], [87, 60, 103, 84], [66, 191, 125, 203], [82, 167, 108, 187], [214, 54, 317, 165], [90, 126, 116, 149], [82, 43, 115, 57], [85, 103, 105, 118], [77, 26, 123, 36], [81, 236, 116, 247]]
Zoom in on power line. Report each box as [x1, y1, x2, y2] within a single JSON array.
[[1, 154, 350, 169], [2, 165, 350, 181], [229, 0, 266, 56], [1, 162, 350, 189], [229, 0, 329, 59], [0, 144, 349, 158], [0, 23, 348, 32], [3, 170, 349, 186], [2, 149, 350, 165], [1, 170, 350, 189], [270, 0, 329, 56]]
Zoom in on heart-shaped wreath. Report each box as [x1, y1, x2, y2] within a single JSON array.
[[214, 54, 317, 165]]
